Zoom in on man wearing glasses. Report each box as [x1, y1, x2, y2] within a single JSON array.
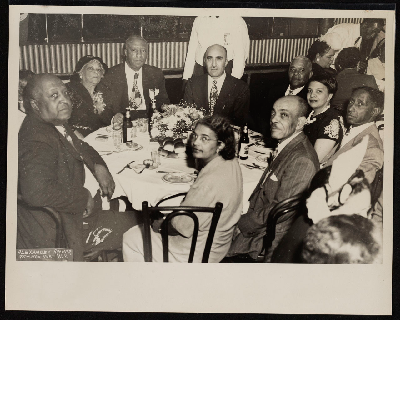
[[97, 35, 170, 126]]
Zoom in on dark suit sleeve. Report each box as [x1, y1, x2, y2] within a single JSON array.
[[233, 83, 250, 126], [183, 78, 195, 106], [19, 135, 88, 215], [155, 69, 170, 110], [238, 156, 317, 236]]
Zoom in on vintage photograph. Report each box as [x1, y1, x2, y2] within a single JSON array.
[[6, 5, 394, 313]]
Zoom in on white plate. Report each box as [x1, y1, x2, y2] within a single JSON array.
[[116, 143, 143, 152], [162, 172, 194, 184], [256, 154, 271, 164]]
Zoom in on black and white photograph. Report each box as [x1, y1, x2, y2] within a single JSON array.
[[6, 5, 395, 313]]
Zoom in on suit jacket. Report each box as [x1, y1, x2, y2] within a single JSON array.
[[322, 123, 383, 184], [17, 113, 107, 261], [96, 63, 170, 125], [331, 68, 378, 112], [228, 132, 319, 260], [183, 74, 250, 127]]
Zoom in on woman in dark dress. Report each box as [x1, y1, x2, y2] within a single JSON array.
[[306, 40, 337, 77], [304, 74, 344, 163], [67, 55, 108, 138]]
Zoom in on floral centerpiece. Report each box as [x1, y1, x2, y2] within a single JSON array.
[[150, 102, 205, 141]]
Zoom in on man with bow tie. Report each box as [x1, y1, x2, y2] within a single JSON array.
[[227, 95, 319, 261], [97, 35, 170, 126], [17, 74, 142, 261], [183, 44, 250, 127], [321, 87, 384, 184]]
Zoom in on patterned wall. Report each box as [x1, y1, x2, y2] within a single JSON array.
[[19, 37, 318, 74]]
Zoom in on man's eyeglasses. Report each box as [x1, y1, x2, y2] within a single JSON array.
[[191, 133, 219, 143]]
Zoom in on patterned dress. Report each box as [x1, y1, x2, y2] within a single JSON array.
[[304, 106, 344, 147]]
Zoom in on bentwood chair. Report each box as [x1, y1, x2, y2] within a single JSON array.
[[17, 194, 67, 248], [221, 193, 304, 263], [263, 193, 305, 258], [142, 200, 223, 262]]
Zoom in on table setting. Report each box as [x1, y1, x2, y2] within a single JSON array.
[[84, 116, 273, 212]]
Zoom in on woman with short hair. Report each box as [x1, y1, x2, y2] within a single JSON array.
[[67, 55, 108, 138], [304, 74, 344, 162], [123, 114, 243, 263], [306, 40, 337, 77]]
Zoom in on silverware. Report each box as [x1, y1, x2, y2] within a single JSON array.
[[117, 161, 136, 174]]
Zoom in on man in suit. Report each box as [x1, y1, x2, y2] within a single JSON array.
[[262, 56, 313, 144], [227, 96, 319, 261], [97, 35, 170, 126], [322, 87, 384, 185], [17, 74, 142, 261], [183, 44, 250, 127]]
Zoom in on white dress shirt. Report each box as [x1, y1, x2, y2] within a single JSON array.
[[207, 73, 226, 100], [182, 16, 250, 80], [285, 85, 305, 96], [340, 122, 374, 148], [124, 63, 146, 111], [276, 131, 302, 156]]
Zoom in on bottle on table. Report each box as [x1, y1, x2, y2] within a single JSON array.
[[239, 124, 249, 160], [122, 109, 129, 143]]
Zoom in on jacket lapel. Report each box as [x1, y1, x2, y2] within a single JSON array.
[[142, 65, 152, 111], [215, 75, 232, 112]]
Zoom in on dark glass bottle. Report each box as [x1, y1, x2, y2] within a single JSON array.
[[239, 125, 249, 160], [125, 109, 133, 142]]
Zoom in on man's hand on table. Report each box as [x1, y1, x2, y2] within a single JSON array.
[[83, 190, 95, 218], [93, 164, 115, 199]]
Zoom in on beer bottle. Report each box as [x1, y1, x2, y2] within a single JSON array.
[[239, 125, 249, 160]]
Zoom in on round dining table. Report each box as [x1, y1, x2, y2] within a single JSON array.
[[83, 125, 270, 213]]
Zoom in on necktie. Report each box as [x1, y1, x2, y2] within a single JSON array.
[[61, 125, 78, 152], [288, 89, 294, 95], [131, 73, 142, 109], [209, 80, 218, 115]]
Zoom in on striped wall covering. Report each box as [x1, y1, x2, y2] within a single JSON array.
[[334, 18, 363, 24], [19, 37, 317, 74]]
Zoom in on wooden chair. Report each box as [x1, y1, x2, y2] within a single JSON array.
[[142, 200, 223, 262], [17, 194, 67, 248], [221, 194, 304, 263], [263, 193, 305, 257]]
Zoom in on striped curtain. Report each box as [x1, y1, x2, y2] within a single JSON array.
[[19, 37, 318, 74]]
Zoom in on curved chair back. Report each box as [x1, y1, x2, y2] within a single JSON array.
[[263, 194, 305, 253], [17, 194, 67, 248], [142, 201, 223, 263]]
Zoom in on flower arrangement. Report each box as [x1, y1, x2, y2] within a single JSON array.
[[93, 91, 106, 114], [150, 102, 205, 143]]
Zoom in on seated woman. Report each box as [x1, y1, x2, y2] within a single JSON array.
[[67, 55, 108, 139], [306, 40, 337, 77], [123, 115, 243, 263], [301, 214, 382, 264], [331, 47, 378, 112], [304, 74, 344, 162]]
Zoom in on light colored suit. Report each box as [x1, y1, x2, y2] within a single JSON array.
[[322, 123, 383, 184], [228, 132, 319, 260]]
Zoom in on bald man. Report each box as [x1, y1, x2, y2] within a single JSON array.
[[97, 35, 170, 125], [183, 44, 250, 127], [17, 74, 142, 261], [227, 96, 319, 261]]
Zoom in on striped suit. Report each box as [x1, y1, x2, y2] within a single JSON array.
[[228, 132, 319, 260]]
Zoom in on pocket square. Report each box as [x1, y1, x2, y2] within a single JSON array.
[[270, 173, 278, 181]]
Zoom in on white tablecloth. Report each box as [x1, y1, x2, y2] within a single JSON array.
[[84, 126, 268, 212]]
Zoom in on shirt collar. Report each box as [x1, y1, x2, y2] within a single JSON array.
[[286, 85, 305, 96], [277, 131, 301, 155], [341, 122, 374, 147]]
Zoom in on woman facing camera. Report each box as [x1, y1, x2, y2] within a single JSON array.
[[67, 55, 108, 138], [304, 74, 344, 162], [306, 40, 337, 77], [123, 115, 243, 263]]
